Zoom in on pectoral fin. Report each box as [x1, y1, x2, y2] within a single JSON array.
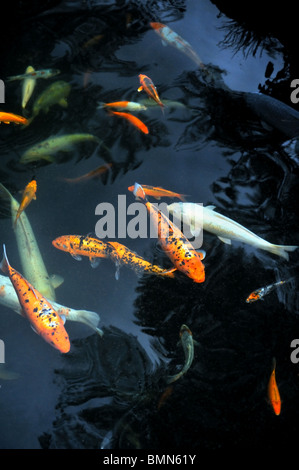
[[218, 236, 232, 245], [206, 205, 216, 210], [71, 253, 82, 261], [90, 257, 101, 268], [50, 274, 64, 289], [190, 222, 202, 237]]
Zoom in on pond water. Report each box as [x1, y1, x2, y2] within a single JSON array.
[[0, 0, 299, 452]]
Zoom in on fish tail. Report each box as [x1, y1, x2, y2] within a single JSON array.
[[97, 102, 106, 109], [268, 244, 298, 261], [166, 371, 182, 384], [133, 182, 147, 202], [0, 244, 10, 274], [75, 309, 103, 336]]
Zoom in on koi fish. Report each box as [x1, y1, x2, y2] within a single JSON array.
[[268, 358, 281, 415], [52, 234, 113, 268], [0, 183, 63, 301], [98, 101, 147, 112], [138, 74, 164, 110], [0, 112, 28, 125], [133, 183, 205, 283], [14, 179, 37, 227], [150, 22, 205, 69], [106, 241, 177, 280], [167, 324, 198, 384], [0, 245, 70, 353], [0, 273, 103, 336], [7, 68, 60, 81], [63, 163, 112, 184], [27, 80, 71, 125], [22, 66, 36, 109], [20, 133, 102, 164], [108, 110, 149, 134], [128, 184, 187, 201], [168, 202, 298, 261], [246, 278, 293, 303]]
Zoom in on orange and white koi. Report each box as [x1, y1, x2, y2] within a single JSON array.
[[246, 278, 294, 303], [106, 241, 176, 280], [0, 244, 70, 353], [108, 110, 149, 134], [98, 100, 147, 112], [63, 163, 112, 184], [0, 112, 28, 125], [52, 234, 113, 268], [150, 22, 205, 69], [14, 179, 37, 227], [128, 184, 187, 201], [268, 358, 281, 416], [138, 74, 164, 111], [133, 183, 205, 283]]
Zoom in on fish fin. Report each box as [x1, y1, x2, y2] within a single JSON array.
[[218, 236, 232, 245], [59, 98, 68, 107], [60, 314, 66, 324], [50, 274, 64, 289], [71, 308, 102, 333], [196, 249, 206, 260], [206, 205, 216, 210], [90, 257, 101, 268], [193, 339, 200, 346], [115, 263, 120, 280], [133, 182, 147, 202], [0, 244, 9, 275], [161, 40, 168, 46], [190, 222, 202, 237], [71, 253, 82, 261], [267, 244, 298, 261], [30, 324, 39, 334]]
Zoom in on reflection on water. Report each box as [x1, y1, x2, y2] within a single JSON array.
[[0, 0, 299, 450]]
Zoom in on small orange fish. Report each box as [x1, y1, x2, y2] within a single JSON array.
[[98, 101, 147, 112], [0, 112, 28, 125], [138, 74, 164, 111], [128, 184, 187, 201], [133, 183, 205, 283], [52, 234, 113, 267], [14, 179, 37, 227], [0, 244, 70, 353], [108, 110, 149, 134], [63, 163, 112, 184], [107, 241, 177, 280], [268, 358, 281, 416]]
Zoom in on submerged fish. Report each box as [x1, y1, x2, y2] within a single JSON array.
[[7, 68, 60, 81], [168, 202, 298, 261], [27, 80, 71, 125], [0, 183, 63, 301], [14, 179, 37, 227], [20, 133, 102, 164], [128, 184, 187, 201], [167, 324, 198, 384], [0, 245, 70, 353], [138, 74, 164, 110], [0, 273, 103, 336], [63, 163, 112, 184], [22, 66, 36, 109], [268, 358, 281, 416], [133, 183, 205, 283], [150, 22, 205, 69], [106, 241, 177, 280], [108, 110, 149, 134], [246, 278, 294, 303], [98, 101, 147, 112], [0, 112, 28, 125], [52, 234, 113, 268]]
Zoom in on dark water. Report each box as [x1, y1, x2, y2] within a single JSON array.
[[0, 0, 299, 453]]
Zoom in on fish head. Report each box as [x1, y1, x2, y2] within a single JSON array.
[[52, 235, 73, 253]]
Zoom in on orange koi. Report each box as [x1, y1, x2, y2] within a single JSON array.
[[14, 179, 37, 227], [268, 358, 281, 415], [52, 234, 113, 268], [138, 74, 164, 110], [128, 184, 187, 201], [0, 244, 70, 353], [108, 110, 149, 134], [63, 163, 112, 184], [107, 241, 176, 280], [98, 101, 147, 112], [133, 183, 205, 283], [0, 112, 28, 125]]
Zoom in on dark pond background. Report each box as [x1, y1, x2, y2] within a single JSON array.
[[0, 0, 299, 452]]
